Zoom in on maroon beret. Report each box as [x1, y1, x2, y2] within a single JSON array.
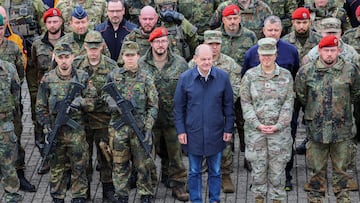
[[292, 7, 310, 20], [149, 27, 168, 42], [222, 4, 241, 17], [318, 36, 339, 48], [356, 5, 360, 17], [43, 8, 62, 22]]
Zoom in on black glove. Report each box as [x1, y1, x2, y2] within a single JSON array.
[[160, 10, 184, 25]]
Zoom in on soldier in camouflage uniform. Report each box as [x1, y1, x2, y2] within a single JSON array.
[[138, 27, 189, 201], [188, 30, 241, 194], [0, 14, 37, 192], [36, 42, 96, 203], [56, 0, 107, 33], [342, 15, 360, 54], [72, 30, 119, 202], [30, 8, 65, 175], [124, 0, 155, 25], [305, 0, 351, 33], [59, 6, 110, 58], [105, 41, 158, 203], [240, 38, 294, 203], [154, 0, 199, 61], [0, 59, 23, 203], [210, 0, 273, 39], [295, 35, 360, 203]]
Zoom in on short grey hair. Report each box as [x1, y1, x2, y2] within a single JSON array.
[[263, 15, 282, 28]]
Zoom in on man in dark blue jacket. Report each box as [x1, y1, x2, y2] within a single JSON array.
[[174, 44, 234, 203], [95, 0, 137, 64], [242, 15, 300, 192]]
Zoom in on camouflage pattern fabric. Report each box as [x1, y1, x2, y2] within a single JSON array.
[[240, 64, 294, 200], [124, 0, 155, 25], [210, 0, 273, 39], [36, 68, 97, 199], [263, 0, 297, 35], [106, 67, 158, 197], [56, 0, 107, 33], [215, 24, 257, 67], [138, 49, 188, 187], [342, 27, 360, 54], [0, 59, 22, 203], [281, 30, 322, 60]]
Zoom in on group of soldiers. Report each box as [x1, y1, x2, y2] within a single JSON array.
[[0, 0, 359, 202]]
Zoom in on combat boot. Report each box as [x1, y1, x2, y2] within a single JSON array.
[[255, 196, 264, 203], [37, 159, 50, 175], [52, 198, 64, 203], [116, 196, 129, 203], [140, 195, 153, 203], [221, 174, 235, 193], [244, 158, 252, 172], [102, 182, 117, 202], [285, 178, 293, 191], [71, 197, 86, 203], [172, 185, 189, 201], [296, 138, 308, 155], [17, 169, 36, 192]]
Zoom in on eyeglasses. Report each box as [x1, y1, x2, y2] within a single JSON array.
[[152, 39, 168, 45]]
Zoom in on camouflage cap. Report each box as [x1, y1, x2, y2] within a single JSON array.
[[84, 31, 104, 48], [204, 30, 222, 44], [320, 17, 341, 33], [54, 42, 73, 56], [0, 14, 3, 26], [257, 37, 277, 55], [121, 41, 139, 55]]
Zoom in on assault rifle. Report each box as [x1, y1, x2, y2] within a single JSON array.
[[102, 82, 153, 158], [39, 81, 85, 169]]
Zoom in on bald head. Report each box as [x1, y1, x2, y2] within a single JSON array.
[[0, 6, 8, 24], [139, 6, 158, 33]]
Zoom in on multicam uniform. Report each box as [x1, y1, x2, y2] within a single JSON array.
[[342, 27, 360, 54], [210, 0, 273, 39], [240, 64, 294, 201], [36, 68, 96, 200], [105, 67, 158, 198], [0, 59, 22, 203], [138, 49, 188, 189], [295, 57, 360, 202], [56, 0, 107, 33]]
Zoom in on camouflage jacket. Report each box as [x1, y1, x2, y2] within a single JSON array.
[[188, 53, 242, 100], [73, 54, 119, 129], [59, 32, 111, 57], [36, 68, 97, 127], [210, 0, 273, 39], [56, 0, 107, 33], [216, 24, 258, 66], [342, 27, 360, 54], [0, 38, 25, 83], [105, 67, 158, 132], [29, 31, 65, 93], [295, 57, 360, 143], [0, 59, 20, 124], [240, 63, 294, 131], [281, 30, 322, 60], [302, 41, 360, 68], [138, 49, 188, 127]]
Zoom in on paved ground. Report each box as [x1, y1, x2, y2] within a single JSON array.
[[1, 82, 360, 203]]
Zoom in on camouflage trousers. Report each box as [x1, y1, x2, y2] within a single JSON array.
[[305, 139, 355, 202], [0, 126, 22, 203], [221, 140, 233, 175], [110, 126, 155, 197], [50, 128, 89, 199], [154, 127, 187, 188], [245, 127, 292, 200], [29, 89, 45, 156], [85, 127, 112, 183], [13, 110, 25, 170]]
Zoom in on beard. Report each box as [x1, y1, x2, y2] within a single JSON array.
[[48, 27, 62, 35]]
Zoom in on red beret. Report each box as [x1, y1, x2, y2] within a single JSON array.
[[149, 27, 168, 42], [292, 7, 310, 20], [43, 8, 62, 22], [356, 5, 360, 17], [222, 4, 241, 17], [318, 36, 339, 48]]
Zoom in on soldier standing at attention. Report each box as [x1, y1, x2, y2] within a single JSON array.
[[105, 41, 158, 203], [56, 0, 107, 33], [138, 27, 189, 201], [36, 42, 96, 203], [188, 30, 242, 193], [30, 8, 65, 175], [240, 38, 294, 203], [72, 30, 119, 202], [295, 35, 360, 203], [0, 14, 37, 192], [0, 59, 23, 203]]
